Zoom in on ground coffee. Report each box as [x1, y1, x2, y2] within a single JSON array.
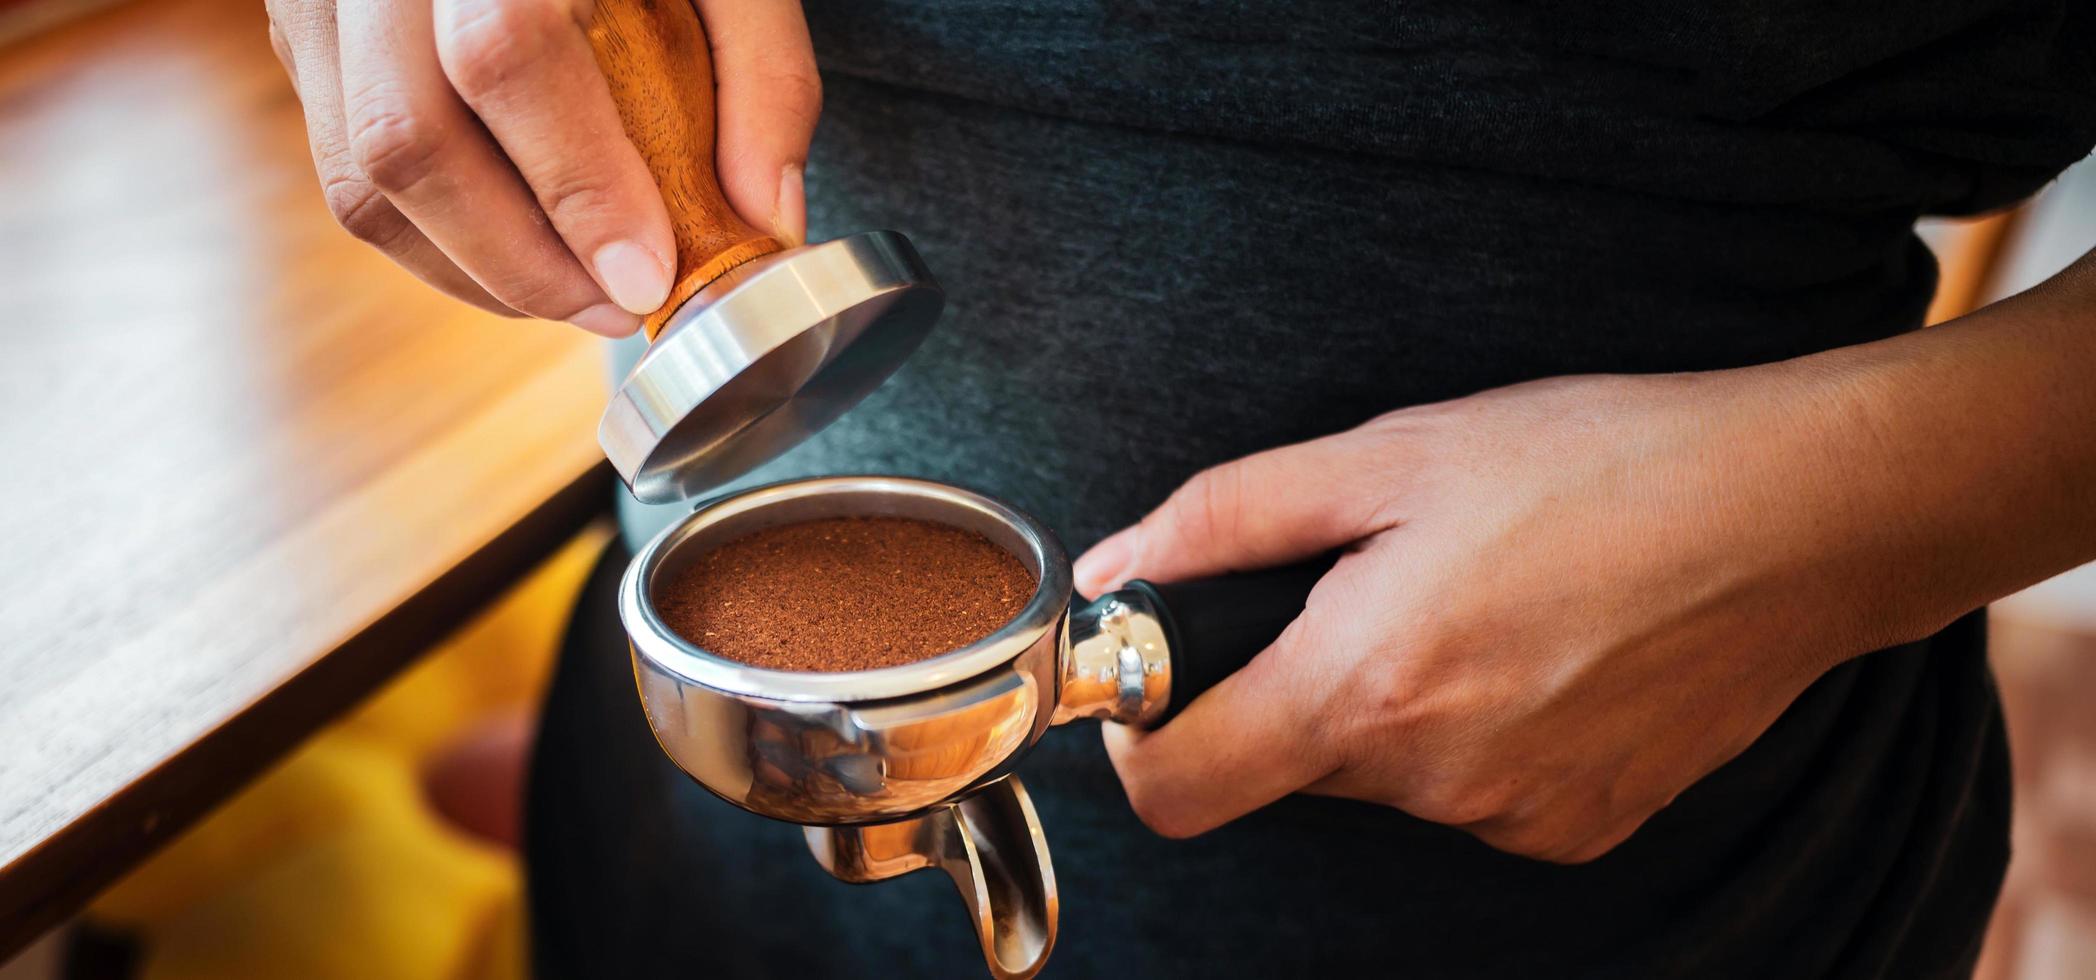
[[656, 516, 1036, 672]]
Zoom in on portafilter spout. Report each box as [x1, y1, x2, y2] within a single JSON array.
[[807, 778, 1057, 980]]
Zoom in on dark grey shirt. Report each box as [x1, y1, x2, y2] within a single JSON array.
[[535, 3, 2096, 976]]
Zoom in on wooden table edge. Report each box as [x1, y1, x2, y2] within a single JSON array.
[[0, 460, 616, 959]]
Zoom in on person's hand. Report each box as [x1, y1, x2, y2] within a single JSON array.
[[266, 0, 818, 336], [1072, 366, 1969, 863]]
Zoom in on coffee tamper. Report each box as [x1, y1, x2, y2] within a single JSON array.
[[585, 3, 1329, 977], [587, 0, 943, 506]]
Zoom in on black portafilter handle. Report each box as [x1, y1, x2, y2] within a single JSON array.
[[1120, 554, 1340, 725]]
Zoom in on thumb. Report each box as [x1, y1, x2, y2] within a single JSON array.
[[1074, 427, 1392, 597], [699, 0, 820, 246]]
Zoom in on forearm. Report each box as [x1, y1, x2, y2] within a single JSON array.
[[1736, 246, 2096, 656]]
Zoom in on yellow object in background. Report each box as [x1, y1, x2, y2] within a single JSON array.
[[87, 525, 611, 980]]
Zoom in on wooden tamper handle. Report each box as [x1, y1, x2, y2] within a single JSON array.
[[588, 0, 785, 340]]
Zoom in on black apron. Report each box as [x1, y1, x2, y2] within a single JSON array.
[[529, 2, 2096, 975]]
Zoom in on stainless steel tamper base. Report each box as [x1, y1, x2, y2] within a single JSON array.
[[599, 231, 943, 504]]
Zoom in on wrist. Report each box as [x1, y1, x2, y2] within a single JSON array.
[[1726, 306, 2096, 658], [1665, 361, 1921, 669]]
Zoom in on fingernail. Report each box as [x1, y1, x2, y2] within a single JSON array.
[[771, 164, 806, 246], [567, 302, 640, 338], [1073, 527, 1136, 597], [593, 240, 671, 315]]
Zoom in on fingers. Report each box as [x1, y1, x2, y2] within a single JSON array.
[[1103, 603, 1348, 838], [337, 0, 637, 335], [433, 0, 674, 315], [271, 0, 514, 315], [281, 0, 817, 332], [1104, 563, 1378, 839], [697, 0, 820, 245], [1073, 428, 1398, 595]]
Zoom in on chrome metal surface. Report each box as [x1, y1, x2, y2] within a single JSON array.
[[620, 475, 1200, 979], [807, 777, 1057, 980], [599, 231, 943, 503], [1051, 590, 1171, 725], [622, 477, 1070, 825]]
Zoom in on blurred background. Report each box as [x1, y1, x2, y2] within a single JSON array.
[[1, 0, 2091, 977]]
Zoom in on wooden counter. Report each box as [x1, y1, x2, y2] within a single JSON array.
[[0, 0, 614, 954]]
